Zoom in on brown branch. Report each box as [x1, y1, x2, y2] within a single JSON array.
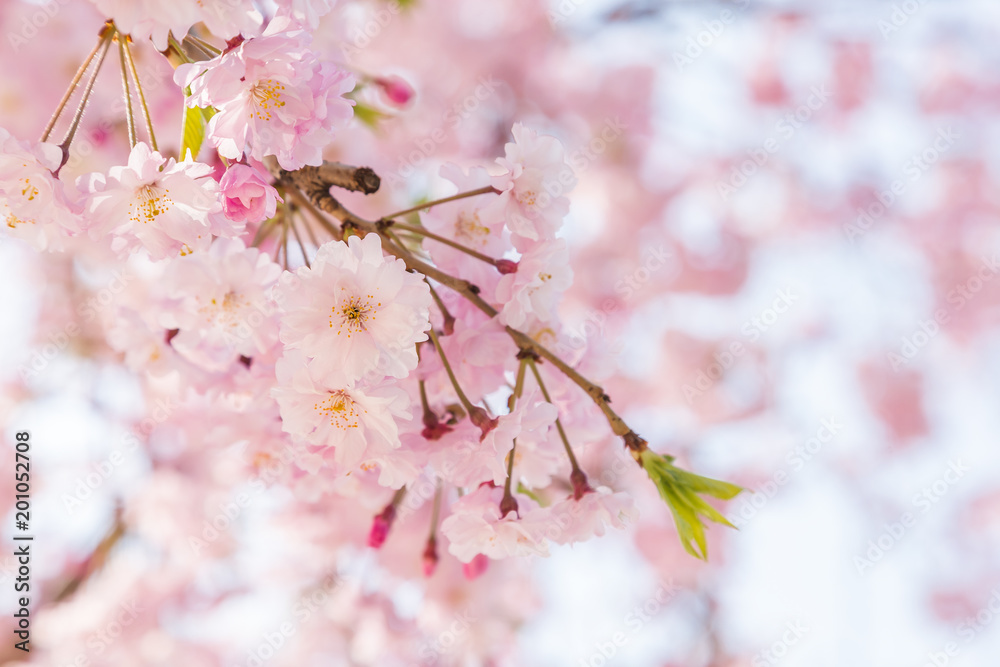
[[277, 164, 648, 459], [292, 161, 381, 195]]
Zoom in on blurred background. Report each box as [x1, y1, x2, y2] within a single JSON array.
[[2, 0, 1000, 665]]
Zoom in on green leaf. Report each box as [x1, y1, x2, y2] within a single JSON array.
[[516, 483, 546, 507], [180, 89, 215, 161], [670, 468, 743, 501], [660, 484, 708, 560], [640, 449, 743, 560], [352, 102, 386, 129]]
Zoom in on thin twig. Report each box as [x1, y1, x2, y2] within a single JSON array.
[[381, 185, 499, 221], [41, 22, 113, 143], [389, 221, 501, 266], [427, 328, 477, 416], [283, 185, 342, 241], [116, 34, 137, 148], [278, 166, 648, 457], [289, 216, 311, 269], [186, 34, 222, 55], [527, 358, 583, 474], [122, 36, 157, 151], [57, 31, 114, 172]]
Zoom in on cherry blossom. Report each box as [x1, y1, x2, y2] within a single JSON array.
[[0, 128, 80, 250], [219, 163, 283, 225], [160, 237, 282, 371], [440, 484, 550, 563], [175, 17, 355, 170], [543, 487, 639, 545], [489, 122, 576, 250], [494, 238, 573, 328], [272, 350, 411, 472], [88, 0, 261, 50], [276, 233, 432, 386], [81, 142, 235, 260]]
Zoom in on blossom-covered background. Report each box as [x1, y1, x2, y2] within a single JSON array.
[[2, 0, 1000, 665]]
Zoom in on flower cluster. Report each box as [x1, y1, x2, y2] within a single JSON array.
[[0, 12, 746, 664], [273, 234, 432, 473], [176, 17, 355, 169]]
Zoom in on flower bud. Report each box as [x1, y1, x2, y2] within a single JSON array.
[[374, 75, 415, 107], [495, 259, 518, 275], [462, 553, 489, 580], [368, 504, 397, 549]]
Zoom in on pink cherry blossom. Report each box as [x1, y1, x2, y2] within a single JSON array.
[[440, 484, 550, 563], [176, 17, 355, 170], [489, 123, 576, 250], [276, 233, 432, 386], [272, 350, 411, 472], [421, 163, 507, 286], [0, 127, 80, 250], [160, 237, 282, 371], [542, 487, 638, 545], [219, 163, 282, 224], [88, 0, 261, 50], [81, 142, 236, 260], [274, 0, 338, 27], [374, 75, 416, 107], [494, 238, 573, 329]]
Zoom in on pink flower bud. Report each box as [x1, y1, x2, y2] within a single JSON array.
[[495, 259, 518, 275], [422, 536, 438, 577], [469, 406, 498, 440], [570, 469, 594, 500], [499, 492, 519, 519], [421, 410, 454, 441], [462, 553, 489, 580], [368, 505, 397, 549], [219, 164, 282, 225], [374, 75, 415, 107]]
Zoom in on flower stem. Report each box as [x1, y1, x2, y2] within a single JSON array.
[[389, 221, 502, 267], [289, 217, 311, 269], [250, 217, 276, 248], [426, 328, 476, 416], [428, 481, 442, 538], [500, 437, 519, 518], [56, 29, 114, 172], [166, 33, 192, 65], [424, 278, 455, 335], [285, 185, 342, 241], [272, 164, 644, 455], [499, 357, 530, 517], [116, 34, 137, 148], [527, 358, 592, 497], [185, 34, 222, 56], [122, 36, 158, 151], [41, 22, 113, 143], [280, 218, 290, 270], [509, 355, 528, 411], [380, 185, 499, 221]]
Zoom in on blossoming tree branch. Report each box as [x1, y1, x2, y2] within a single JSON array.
[[2, 10, 741, 581]]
